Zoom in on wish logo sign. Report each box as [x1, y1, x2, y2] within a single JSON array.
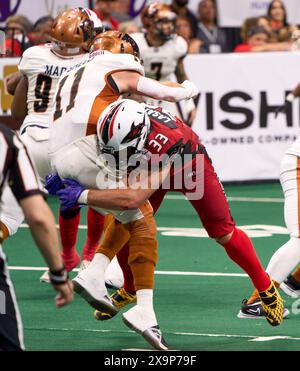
[[0, 0, 21, 22]]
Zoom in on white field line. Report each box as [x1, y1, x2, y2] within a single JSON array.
[[24, 327, 300, 343], [8, 265, 247, 277], [164, 195, 284, 203]]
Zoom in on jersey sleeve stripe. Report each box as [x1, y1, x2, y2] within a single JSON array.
[[16, 149, 40, 192], [10, 135, 42, 199]]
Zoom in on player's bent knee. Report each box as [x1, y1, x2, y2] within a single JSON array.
[[0, 216, 23, 236], [215, 230, 234, 245], [0, 221, 10, 240]]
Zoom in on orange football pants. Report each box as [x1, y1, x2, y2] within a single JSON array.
[[96, 202, 157, 290]]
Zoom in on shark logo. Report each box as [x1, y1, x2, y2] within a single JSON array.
[[0, 0, 21, 22]]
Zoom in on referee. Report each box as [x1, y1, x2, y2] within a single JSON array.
[[0, 123, 73, 351]]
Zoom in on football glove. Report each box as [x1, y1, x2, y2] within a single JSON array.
[[57, 179, 86, 211], [45, 173, 64, 195]]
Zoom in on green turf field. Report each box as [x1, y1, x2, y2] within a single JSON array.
[[4, 182, 300, 351]]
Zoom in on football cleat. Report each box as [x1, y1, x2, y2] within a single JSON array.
[[122, 305, 168, 351], [104, 257, 124, 290], [258, 281, 284, 326], [237, 298, 290, 319], [79, 260, 91, 272], [280, 275, 300, 298], [105, 278, 124, 290], [94, 287, 136, 321], [73, 273, 118, 315]]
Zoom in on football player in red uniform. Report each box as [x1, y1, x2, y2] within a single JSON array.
[[53, 100, 284, 328]]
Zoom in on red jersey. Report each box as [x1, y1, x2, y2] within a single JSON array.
[[144, 105, 201, 158], [234, 43, 252, 53]]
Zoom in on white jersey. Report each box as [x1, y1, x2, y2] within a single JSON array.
[[49, 50, 144, 155], [131, 32, 189, 119], [286, 133, 300, 157], [131, 32, 187, 81], [19, 44, 88, 132]]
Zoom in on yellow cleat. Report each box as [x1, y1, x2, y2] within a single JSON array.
[[94, 288, 137, 321], [259, 281, 284, 326]]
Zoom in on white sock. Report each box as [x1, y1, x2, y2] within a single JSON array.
[[104, 256, 124, 288], [136, 289, 154, 311], [266, 237, 300, 283], [76, 253, 110, 297], [135, 289, 157, 326], [84, 253, 110, 275]]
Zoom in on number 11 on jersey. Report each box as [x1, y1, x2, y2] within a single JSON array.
[[53, 66, 85, 121]]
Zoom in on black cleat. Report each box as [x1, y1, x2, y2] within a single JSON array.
[[281, 274, 300, 298], [238, 298, 289, 320], [238, 298, 265, 319]]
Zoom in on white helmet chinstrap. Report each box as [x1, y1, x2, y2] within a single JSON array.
[[96, 99, 150, 176]]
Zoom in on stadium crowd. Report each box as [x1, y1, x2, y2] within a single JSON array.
[[2, 0, 299, 57]]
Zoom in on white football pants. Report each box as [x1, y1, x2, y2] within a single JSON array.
[[50, 136, 144, 224], [266, 154, 300, 283]]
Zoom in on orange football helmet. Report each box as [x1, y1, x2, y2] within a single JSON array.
[[92, 30, 140, 58], [141, 2, 176, 40], [51, 8, 94, 55]]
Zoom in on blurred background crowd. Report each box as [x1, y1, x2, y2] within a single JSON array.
[[1, 0, 300, 57]]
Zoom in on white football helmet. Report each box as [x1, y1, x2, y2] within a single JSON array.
[[96, 99, 150, 177]]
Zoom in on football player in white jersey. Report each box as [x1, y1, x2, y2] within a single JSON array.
[[238, 84, 300, 318], [0, 8, 108, 276], [131, 2, 197, 126], [47, 30, 198, 350]]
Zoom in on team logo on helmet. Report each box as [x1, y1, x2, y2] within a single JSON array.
[[122, 120, 146, 144]]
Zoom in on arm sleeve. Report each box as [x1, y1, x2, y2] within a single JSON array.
[[8, 134, 43, 201], [136, 77, 194, 102]]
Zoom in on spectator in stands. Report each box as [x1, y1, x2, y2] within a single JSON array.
[[234, 25, 291, 52], [197, 0, 227, 53], [240, 17, 260, 42], [240, 16, 272, 42], [5, 15, 32, 57], [119, 21, 139, 34], [112, 0, 131, 22], [171, 0, 198, 38], [176, 15, 202, 53], [257, 16, 273, 37], [27, 16, 54, 47], [267, 0, 298, 42], [93, 0, 119, 30]]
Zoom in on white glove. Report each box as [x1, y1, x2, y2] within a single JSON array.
[[181, 80, 199, 99]]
